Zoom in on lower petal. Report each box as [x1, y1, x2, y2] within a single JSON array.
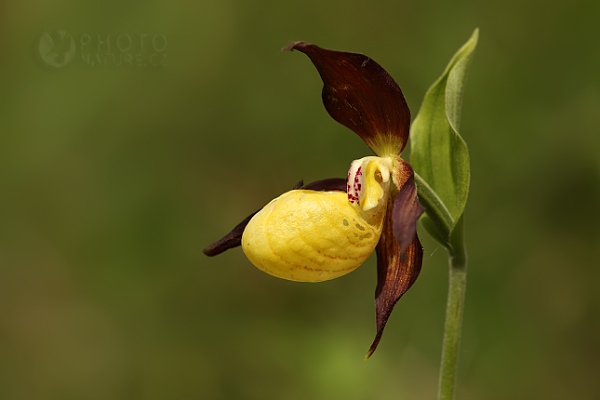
[[367, 199, 423, 358]]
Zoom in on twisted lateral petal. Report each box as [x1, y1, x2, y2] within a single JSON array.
[[300, 178, 347, 192], [203, 210, 258, 257], [367, 210, 423, 358], [367, 157, 423, 358], [284, 41, 411, 157], [392, 172, 424, 254], [365, 157, 424, 358]]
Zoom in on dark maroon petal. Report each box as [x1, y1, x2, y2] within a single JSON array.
[[203, 210, 259, 256], [203, 178, 346, 257], [393, 174, 425, 253], [366, 202, 423, 358], [301, 177, 347, 192], [284, 41, 411, 156], [292, 180, 304, 190]]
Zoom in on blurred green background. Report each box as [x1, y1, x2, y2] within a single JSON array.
[[1, 0, 599, 399]]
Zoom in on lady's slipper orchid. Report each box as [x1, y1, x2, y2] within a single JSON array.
[[204, 42, 424, 357]]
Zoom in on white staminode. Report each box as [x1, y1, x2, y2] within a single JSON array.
[[347, 156, 392, 214]]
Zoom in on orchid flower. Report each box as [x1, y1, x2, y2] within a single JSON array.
[[204, 41, 424, 357]]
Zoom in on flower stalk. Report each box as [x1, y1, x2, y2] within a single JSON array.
[[438, 216, 467, 400], [410, 29, 478, 400]]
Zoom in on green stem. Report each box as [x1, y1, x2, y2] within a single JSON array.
[[438, 215, 467, 400]]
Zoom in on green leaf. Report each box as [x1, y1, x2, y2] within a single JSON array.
[[410, 29, 478, 245], [413, 172, 454, 245]]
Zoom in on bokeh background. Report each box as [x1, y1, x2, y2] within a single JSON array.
[[1, 0, 599, 399]]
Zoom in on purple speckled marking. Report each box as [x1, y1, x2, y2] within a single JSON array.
[[348, 165, 363, 205]]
